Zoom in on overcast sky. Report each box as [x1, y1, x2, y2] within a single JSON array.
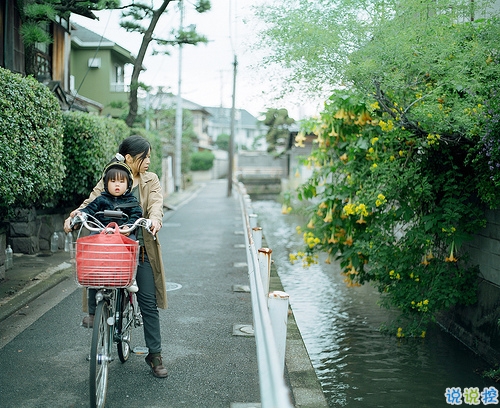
[[71, 0, 322, 119]]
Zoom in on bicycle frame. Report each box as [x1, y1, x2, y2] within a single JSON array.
[[71, 211, 151, 408]]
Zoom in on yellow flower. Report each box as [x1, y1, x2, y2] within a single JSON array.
[[445, 254, 458, 263], [371, 137, 379, 145], [356, 215, 366, 224], [343, 202, 355, 216], [397, 327, 404, 338], [379, 119, 394, 132], [445, 241, 458, 262], [307, 219, 315, 229], [375, 194, 386, 207], [355, 203, 368, 217], [339, 153, 348, 163], [329, 128, 339, 137], [295, 132, 306, 148], [334, 108, 348, 120], [370, 101, 380, 110], [328, 231, 338, 244], [354, 110, 372, 126], [323, 209, 333, 223]]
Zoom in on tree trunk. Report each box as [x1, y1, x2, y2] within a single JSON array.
[[125, 0, 173, 127]]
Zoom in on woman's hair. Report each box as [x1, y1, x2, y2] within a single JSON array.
[[118, 135, 151, 168]]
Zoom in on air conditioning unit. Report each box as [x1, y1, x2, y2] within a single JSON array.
[[88, 58, 101, 68]]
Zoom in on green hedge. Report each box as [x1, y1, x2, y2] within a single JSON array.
[[190, 150, 215, 171], [58, 111, 126, 207], [0, 68, 64, 217], [0, 67, 164, 216], [59, 117, 164, 208]]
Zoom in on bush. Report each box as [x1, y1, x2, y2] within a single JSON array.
[[0, 68, 64, 218], [292, 90, 481, 337], [58, 112, 127, 207], [190, 150, 214, 171]]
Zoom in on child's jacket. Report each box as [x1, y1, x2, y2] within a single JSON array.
[[80, 191, 143, 226]]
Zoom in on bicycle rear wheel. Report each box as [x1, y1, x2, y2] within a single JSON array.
[[90, 301, 110, 408], [117, 289, 133, 363]]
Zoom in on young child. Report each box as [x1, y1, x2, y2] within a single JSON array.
[[78, 160, 143, 292], [78, 160, 143, 230]]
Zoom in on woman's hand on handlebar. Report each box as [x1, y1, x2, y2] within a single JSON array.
[[64, 210, 80, 233], [119, 225, 131, 236], [150, 219, 161, 236]]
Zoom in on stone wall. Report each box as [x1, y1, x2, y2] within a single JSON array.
[[0, 226, 6, 280], [5, 207, 68, 255]]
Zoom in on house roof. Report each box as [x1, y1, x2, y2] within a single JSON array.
[[205, 106, 260, 128], [70, 23, 136, 65], [140, 92, 211, 115]]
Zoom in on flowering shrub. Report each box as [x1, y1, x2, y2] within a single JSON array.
[[291, 90, 483, 336]]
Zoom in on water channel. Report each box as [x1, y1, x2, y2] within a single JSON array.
[[251, 199, 498, 408]]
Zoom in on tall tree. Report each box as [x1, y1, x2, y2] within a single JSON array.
[[120, 0, 211, 127], [261, 108, 295, 153]]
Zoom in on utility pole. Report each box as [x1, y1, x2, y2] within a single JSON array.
[[227, 54, 237, 197], [174, 0, 184, 192]]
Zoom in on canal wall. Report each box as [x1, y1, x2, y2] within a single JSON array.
[[439, 209, 500, 367], [235, 152, 287, 199]]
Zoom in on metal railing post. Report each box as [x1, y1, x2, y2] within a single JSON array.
[[258, 248, 272, 297], [252, 227, 262, 252], [249, 213, 258, 229], [268, 290, 290, 374]]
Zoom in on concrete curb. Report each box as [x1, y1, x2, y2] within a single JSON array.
[[268, 246, 328, 407], [0, 262, 73, 323]]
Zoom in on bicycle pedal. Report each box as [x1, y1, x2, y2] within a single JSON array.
[[133, 346, 148, 354]]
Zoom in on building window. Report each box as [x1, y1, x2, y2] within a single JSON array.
[[110, 64, 125, 92]]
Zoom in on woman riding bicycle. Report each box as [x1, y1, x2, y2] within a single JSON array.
[[64, 135, 168, 378]]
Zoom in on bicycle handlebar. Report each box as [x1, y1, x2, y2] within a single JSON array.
[[70, 211, 154, 236]]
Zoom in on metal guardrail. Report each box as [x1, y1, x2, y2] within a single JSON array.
[[235, 181, 293, 408]]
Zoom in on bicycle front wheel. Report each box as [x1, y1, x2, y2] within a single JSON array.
[[117, 289, 133, 363], [90, 301, 110, 408]]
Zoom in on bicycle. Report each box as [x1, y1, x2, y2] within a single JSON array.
[[71, 210, 153, 408]]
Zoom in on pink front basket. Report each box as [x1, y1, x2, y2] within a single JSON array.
[[75, 227, 139, 288]]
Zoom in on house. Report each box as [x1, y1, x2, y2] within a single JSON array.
[[70, 23, 136, 117], [1, 0, 71, 86], [0, 1, 100, 112], [140, 91, 212, 148], [205, 107, 267, 151]]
